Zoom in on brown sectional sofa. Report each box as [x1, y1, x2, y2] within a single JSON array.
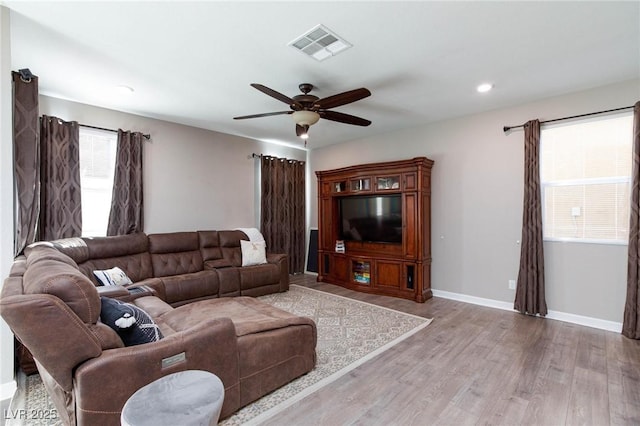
[[0, 230, 317, 425], [59, 230, 289, 303]]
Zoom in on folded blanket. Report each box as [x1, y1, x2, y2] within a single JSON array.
[[236, 227, 265, 243]]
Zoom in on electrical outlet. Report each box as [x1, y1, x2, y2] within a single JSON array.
[[508, 279, 516, 290]]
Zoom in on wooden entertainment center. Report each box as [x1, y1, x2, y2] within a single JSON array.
[[316, 157, 434, 302]]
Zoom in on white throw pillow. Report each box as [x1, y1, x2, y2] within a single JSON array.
[[93, 267, 133, 286], [240, 240, 267, 266]]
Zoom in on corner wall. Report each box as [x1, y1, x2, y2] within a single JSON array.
[[0, 5, 17, 401], [309, 79, 640, 326]]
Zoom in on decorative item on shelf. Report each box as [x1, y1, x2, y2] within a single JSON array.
[[335, 240, 345, 253], [377, 177, 400, 190], [352, 179, 370, 191], [352, 260, 371, 285]]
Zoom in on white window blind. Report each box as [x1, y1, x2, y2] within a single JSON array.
[[79, 127, 117, 237], [540, 113, 633, 244]]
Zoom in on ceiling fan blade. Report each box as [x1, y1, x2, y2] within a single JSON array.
[[313, 88, 371, 109], [251, 84, 303, 109], [233, 111, 292, 120], [320, 110, 372, 126]]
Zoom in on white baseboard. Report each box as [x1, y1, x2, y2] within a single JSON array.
[[431, 289, 622, 333], [0, 379, 16, 401]]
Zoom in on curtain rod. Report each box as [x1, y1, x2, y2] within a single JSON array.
[[503, 105, 634, 133], [249, 153, 305, 164], [80, 124, 151, 140]]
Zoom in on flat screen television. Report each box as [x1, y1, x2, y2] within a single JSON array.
[[339, 194, 402, 243]]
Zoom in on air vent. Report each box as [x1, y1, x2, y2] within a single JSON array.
[[288, 24, 352, 61]]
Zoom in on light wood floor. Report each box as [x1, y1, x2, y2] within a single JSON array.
[[264, 274, 640, 426]]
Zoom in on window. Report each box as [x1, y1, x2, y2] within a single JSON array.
[[540, 113, 633, 244], [79, 127, 117, 236]]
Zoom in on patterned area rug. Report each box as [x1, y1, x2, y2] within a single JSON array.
[[7, 284, 431, 425]]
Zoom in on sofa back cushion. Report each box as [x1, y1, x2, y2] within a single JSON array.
[[148, 232, 204, 277], [23, 246, 101, 324], [75, 234, 153, 285], [28, 237, 90, 264], [198, 231, 222, 261], [218, 230, 248, 267], [0, 292, 103, 391]]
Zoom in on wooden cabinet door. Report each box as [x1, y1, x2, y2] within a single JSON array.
[[404, 172, 417, 190], [403, 193, 417, 259], [333, 255, 350, 282], [375, 260, 404, 289], [319, 197, 334, 251]]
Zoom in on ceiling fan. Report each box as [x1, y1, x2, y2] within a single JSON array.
[[234, 83, 372, 140]]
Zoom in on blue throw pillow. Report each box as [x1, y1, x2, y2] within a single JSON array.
[[100, 297, 163, 346]]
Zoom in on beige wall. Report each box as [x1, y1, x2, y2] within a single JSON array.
[[39, 96, 307, 233], [309, 79, 640, 324]]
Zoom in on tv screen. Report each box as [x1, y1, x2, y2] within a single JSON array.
[[339, 195, 402, 243]]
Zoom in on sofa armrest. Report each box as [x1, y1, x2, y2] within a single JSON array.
[[73, 317, 240, 424], [266, 252, 286, 264], [96, 285, 129, 299], [133, 277, 166, 301], [266, 253, 289, 292]]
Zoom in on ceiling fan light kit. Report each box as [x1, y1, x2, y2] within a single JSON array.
[[291, 110, 320, 126], [234, 82, 372, 141]]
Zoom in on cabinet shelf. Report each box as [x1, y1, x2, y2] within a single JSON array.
[[352, 260, 371, 285]]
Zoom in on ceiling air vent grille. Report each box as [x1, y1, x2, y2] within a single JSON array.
[[288, 24, 352, 61]]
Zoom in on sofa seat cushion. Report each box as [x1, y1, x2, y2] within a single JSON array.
[[158, 297, 315, 337], [133, 295, 173, 315], [160, 270, 219, 305]]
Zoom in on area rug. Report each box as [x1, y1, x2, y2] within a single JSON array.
[[7, 284, 431, 426]]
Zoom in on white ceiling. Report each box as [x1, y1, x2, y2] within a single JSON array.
[[5, 1, 640, 149]]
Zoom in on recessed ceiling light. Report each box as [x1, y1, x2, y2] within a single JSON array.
[[116, 85, 135, 94], [477, 83, 493, 93]]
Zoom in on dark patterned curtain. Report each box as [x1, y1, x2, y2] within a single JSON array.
[[623, 101, 640, 339], [38, 116, 82, 240], [261, 156, 305, 273], [12, 71, 40, 255], [514, 119, 548, 316], [107, 130, 144, 235]]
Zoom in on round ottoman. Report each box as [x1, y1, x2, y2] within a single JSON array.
[[121, 370, 224, 426]]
